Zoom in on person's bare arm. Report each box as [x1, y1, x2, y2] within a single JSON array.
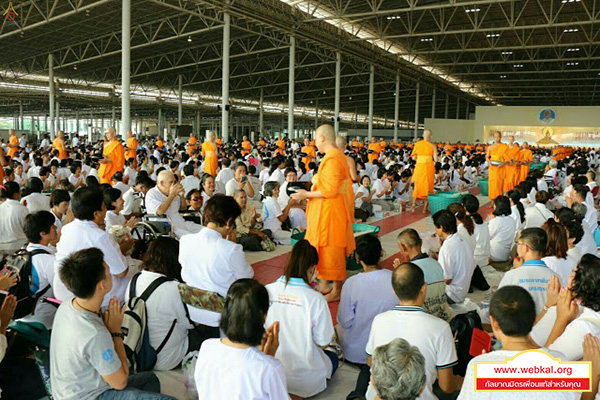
[[278, 200, 292, 222], [0, 148, 6, 167], [101, 297, 128, 390], [545, 289, 579, 347], [437, 367, 456, 394], [156, 184, 182, 215]]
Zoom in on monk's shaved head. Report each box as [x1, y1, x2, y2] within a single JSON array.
[[335, 136, 347, 149], [423, 130, 432, 140], [157, 170, 175, 184], [316, 124, 335, 143]]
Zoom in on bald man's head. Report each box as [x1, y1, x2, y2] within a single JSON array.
[[423, 130, 432, 140], [316, 124, 335, 143], [335, 136, 347, 150], [392, 262, 425, 302]]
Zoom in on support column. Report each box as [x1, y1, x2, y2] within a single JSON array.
[[87, 118, 92, 143], [394, 74, 400, 143], [121, 0, 131, 138], [414, 82, 420, 140], [314, 98, 319, 131], [75, 111, 79, 135], [259, 88, 264, 136], [334, 52, 341, 134], [465, 101, 470, 119], [56, 101, 60, 132], [221, 9, 231, 142], [445, 93, 449, 119], [111, 106, 116, 128], [49, 54, 55, 139], [456, 97, 460, 119], [431, 88, 436, 118], [19, 101, 23, 130], [288, 36, 295, 138], [368, 64, 374, 140], [178, 74, 183, 126]]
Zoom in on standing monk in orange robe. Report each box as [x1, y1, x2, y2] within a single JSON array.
[[202, 131, 219, 177], [155, 136, 164, 152], [124, 130, 138, 164], [502, 135, 521, 193], [0, 147, 7, 183], [301, 137, 316, 170], [410, 130, 437, 213], [275, 135, 285, 156], [187, 133, 198, 156], [367, 137, 381, 164], [487, 131, 508, 200], [98, 127, 125, 184], [291, 125, 355, 302], [52, 131, 68, 160], [7, 129, 19, 159], [241, 135, 252, 157], [519, 142, 533, 183]]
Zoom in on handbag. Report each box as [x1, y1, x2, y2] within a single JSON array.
[[260, 237, 276, 252]]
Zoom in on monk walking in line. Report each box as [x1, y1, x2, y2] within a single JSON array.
[[98, 127, 125, 184], [409, 130, 437, 213], [292, 124, 355, 302], [124, 130, 138, 165], [187, 132, 198, 156], [487, 130, 508, 200], [503, 135, 520, 193], [519, 141, 533, 184], [367, 136, 381, 164], [202, 131, 219, 177]]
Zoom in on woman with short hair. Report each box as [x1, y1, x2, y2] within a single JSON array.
[[262, 181, 292, 245], [488, 195, 517, 262], [234, 189, 270, 251], [541, 219, 578, 286]]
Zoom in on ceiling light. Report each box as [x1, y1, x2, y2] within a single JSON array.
[[386, 15, 401, 20], [564, 28, 579, 32], [566, 62, 579, 66], [500, 75, 507, 78], [465, 8, 480, 12], [501, 51, 513, 55], [420, 38, 433, 42], [513, 64, 523, 68], [562, 0, 581, 3], [567, 48, 580, 51], [73, 65, 78, 70], [486, 33, 500, 38], [349, 96, 352, 100], [187, 36, 192, 42]]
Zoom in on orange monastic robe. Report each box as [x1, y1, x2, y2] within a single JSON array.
[[276, 140, 285, 156], [241, 141, 252, 157], [258, 140, 266, 149], [156, 139, 164, 151], [519, 149, 533, 183], [367, 142, 381, 163], [305, 148, 355, 282], [52, 138, 68, 160], [98, 140, 125, 184], [202, 141, 218, 176], [187, 136, 198, 156], [125, 137, 138, 160], [488, 143, 508, 200], [411, 140, 435, 199], [502, 145, 521, 193], [7, 136, 18, 158], [301, 145, 316, 170]]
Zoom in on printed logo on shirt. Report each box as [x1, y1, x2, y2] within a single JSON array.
[[273, 293, 303, 308], [102, 349, 116, 365]]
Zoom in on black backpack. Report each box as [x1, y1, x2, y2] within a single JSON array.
[[1, 248, 51, 319], [449, 310, 483, 377]]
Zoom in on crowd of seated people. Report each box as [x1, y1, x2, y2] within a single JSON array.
[[3, 129, 600, 399]]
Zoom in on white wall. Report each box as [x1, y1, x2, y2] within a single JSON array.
[[423, 118, 475, 143]]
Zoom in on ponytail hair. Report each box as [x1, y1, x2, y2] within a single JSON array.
[[0, 181, 20, 200], [507, 190, 525, 224], [462, 194, 483, 225], [448, 203, 475, 235]]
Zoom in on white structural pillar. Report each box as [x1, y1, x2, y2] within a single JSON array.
[[431, 88, 436, 118], [288, 36, 295, 138], [121, 0, 131, 138], [19, 101, 23, 130], [49, 54, 55, 139], [334, 52, 341, 134], [178, 74, 183, 125], [368, 64, 375, 140], [111, 106, 116, 128], [314, 98, 319, 130], [394, 74, 400, 143], [75, 112, 79, 134], [456, 97, 460, 119], [259, 88, 264, 135], [445, 93, 449, 119], [414, 82, 420, 139], [56, 102, 60, 132], [222, 10, 231, 143]]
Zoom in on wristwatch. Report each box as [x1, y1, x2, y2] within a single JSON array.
[[111, 332, 125, 339]]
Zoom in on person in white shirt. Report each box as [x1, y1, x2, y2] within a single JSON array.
[[267, 156, 286, 185], [433, 209, 475, 304], [563, 221, 584, 264], [180, 164, 200, 197], [125, 237, 200, 371], [224, 162, 255, 198], [103, 188, 136, 233], [570, 184, 598, 234], [365, 262, 458, 400], [277, 167, 307, 230], [0, 182, 29, 256], [448, 203, 476, 253], [179, 195, 254, 330], [541, 220, 578, 286], [67, 164, 84, 190], [40, 135, 50, 149], [531, 253, 600, 362], [507, 189, 526, 232], [71, 135, 79, 148], [215, 158, 235, 187], [122, 159, 138, 187], [571, 202, 598, 256], [525, 190, 554, 228], [586, 170, 598, 198], [371, 168, 394, 211], [21, 211, 59, 328], [145, 171, 202, 238], [488, 196, 517, 262], [21, 177, 50, 213], [498, 228, 560, 315], [265, 240, 336, 398], [462, 195, 491, 270], [200, 173, 216, 214], [49, 189, 70, 236], [122, 175, 154, 219], [110, 171, 130, 196], [53, 187, 132, 309], [262, 181, 293, 245], [459, 286, 573, 400], [195, 279, 288, 400], [259, 159, 271, 186]]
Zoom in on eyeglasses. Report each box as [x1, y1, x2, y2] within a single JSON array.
[[191, 197, 201, 201]]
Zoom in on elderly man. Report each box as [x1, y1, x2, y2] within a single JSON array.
[[145, 170, 202, 238], [292, 124, 355, 302]]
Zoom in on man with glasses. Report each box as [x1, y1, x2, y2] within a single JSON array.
[[498, 227, 559, 315], [278, 167, 307, 230]]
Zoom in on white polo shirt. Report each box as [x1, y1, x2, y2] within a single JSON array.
[[541, 255, 578, 287], [53, 219, 129, 309], [145, 186, 202, 238], [0, 199, 29, 254], [524, 203, 554, 229], [265, 277, 334, 398], [21, 192, 50, 213], [179, 228, 253, 327], [194, 339, 289, 400], [262, 197, 283, 233], [365, 306, 458, 400], [112, 181, 130, 196], [489, 215, 517, 262], [438, 233, 475, 303], [121, 188, 142, 216], [180, 175, 201, 197], [473, 222, 491, 268]]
